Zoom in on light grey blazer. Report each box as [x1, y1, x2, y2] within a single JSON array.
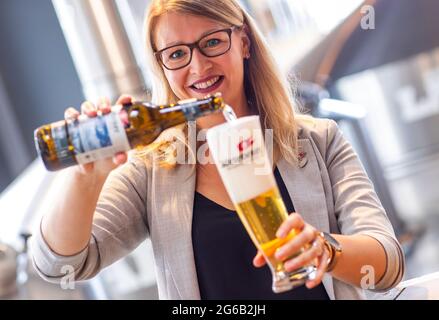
[[30, 117, 405, 300]]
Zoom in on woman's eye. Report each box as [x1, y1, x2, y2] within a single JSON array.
[[206, 39, 221, 47], [169, 50, 185, 60]]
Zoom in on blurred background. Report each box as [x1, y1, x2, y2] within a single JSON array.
[[1, 0, 439, 299]]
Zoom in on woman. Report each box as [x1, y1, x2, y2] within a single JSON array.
[[31, 0, 404, 299]]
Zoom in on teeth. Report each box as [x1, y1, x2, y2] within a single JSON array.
[[193, 76, 220, 90]]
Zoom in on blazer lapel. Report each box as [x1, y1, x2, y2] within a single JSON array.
[[150, 133, 200, 299], [277, 138, 335, 300]]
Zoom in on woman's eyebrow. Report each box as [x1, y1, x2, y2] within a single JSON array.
[[162, 27, 224, 48]]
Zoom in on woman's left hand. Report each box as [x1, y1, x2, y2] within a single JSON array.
[[253, 212, 330, 289]]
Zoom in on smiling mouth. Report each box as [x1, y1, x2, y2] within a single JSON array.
[[189, 76, 224, 93]]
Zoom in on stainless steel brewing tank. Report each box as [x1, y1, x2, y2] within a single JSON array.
[[335, 47, 439, 222]]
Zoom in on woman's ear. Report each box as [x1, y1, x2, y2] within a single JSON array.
[[241, 24, 251, 59]]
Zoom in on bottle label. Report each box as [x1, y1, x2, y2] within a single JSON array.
[[68, 111, 130, 165]]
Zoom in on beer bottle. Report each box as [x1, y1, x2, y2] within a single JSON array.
[[35, 93, 225, 171]]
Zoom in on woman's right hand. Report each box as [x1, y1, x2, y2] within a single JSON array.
[[64, 95, 132, 177]]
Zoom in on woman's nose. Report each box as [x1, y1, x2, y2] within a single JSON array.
[[189, 48, 213, 74]]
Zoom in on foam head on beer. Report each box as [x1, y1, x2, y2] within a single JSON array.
[[206, 115, 274, 204]]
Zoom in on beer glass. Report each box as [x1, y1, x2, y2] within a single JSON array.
[[206, 115, 316, 293]]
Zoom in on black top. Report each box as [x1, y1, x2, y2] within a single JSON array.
[[192, 167, 330, 300]]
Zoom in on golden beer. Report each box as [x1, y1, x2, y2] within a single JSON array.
[[235, 186, 301, 273]]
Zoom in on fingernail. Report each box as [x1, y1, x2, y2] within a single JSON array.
[[276, 228, 287, 239], [99, 97, 110, 107], [275, 249, 285, 260], [83, 102, 94, 112], [65, 112, 76, 120]]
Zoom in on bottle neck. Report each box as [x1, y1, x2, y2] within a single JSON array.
[[158, 96, 224, 129]]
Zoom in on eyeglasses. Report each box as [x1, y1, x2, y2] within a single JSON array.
[[154, 26, 239, 71]]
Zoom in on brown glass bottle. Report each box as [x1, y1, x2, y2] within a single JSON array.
[[35, 93, 225, 171]]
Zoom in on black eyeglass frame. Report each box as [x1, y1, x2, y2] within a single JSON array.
[[154, 26, 240, 71]]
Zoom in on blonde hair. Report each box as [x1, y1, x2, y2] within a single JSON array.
[[139, 0, 298, 166]]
